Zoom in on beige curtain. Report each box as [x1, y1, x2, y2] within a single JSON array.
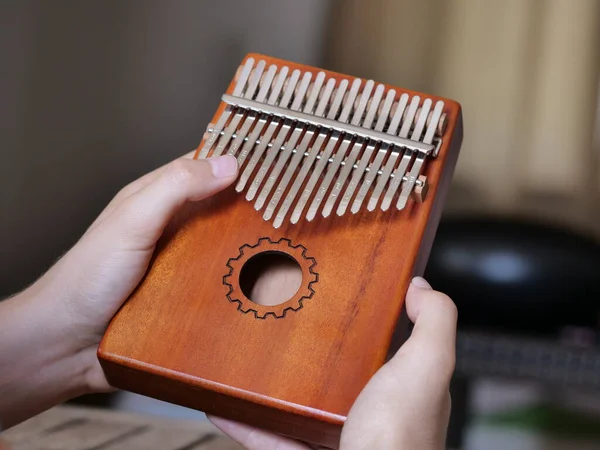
[[327, 0, 600, 236]]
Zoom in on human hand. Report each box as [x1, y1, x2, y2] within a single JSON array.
[[209, 277, 457, 450], [17, 151, 239, 392]]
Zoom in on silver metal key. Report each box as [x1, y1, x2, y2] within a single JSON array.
[[367, 93, 410, 211], [272, 76, 336, 228], [290, 79, 349, 223], [396, 99, 443, 209], [307, 78, 362, 221], [227, 64, 278, 158], [235, 66, 289, 168], [251, 71, 312, 208], [336, 83, 385, 216], [350, 88, 396, 213], [198, 57, 255, 159], [322, 79, 375, 217], [212, 60, 266, 157], [237, 68, 300, 193], [379, 95, 421, 211], [264, 72, 327, 221]]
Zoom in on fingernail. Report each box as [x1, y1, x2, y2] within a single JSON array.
[[411, 276, 431, 289], [208, 155, 238, 178]]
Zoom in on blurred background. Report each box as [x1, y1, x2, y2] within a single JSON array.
[[1, 1, 600, 449]]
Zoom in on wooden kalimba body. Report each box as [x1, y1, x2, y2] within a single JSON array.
[[98, 54, 463, 449]]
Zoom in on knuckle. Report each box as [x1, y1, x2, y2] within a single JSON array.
[[114, 203, 148, 238], [115, 181, 139, 200], [428, 290, 459, 320], [104, 194, 155, 244], [164, 159, 194, 186]]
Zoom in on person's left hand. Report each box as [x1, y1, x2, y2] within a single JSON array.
[[22, 151, 239, 392]]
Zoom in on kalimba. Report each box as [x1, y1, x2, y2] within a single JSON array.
[[98, 53, 463, 449]]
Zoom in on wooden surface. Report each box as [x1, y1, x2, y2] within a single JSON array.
[[0, 405, 242, 450], [98, 53, 463, 448]]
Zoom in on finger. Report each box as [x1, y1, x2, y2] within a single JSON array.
[[406, 277, 457, 346], [86, 150, 197, 233], [392, 277, 458, 381], [104, 154, 238, 247], [404, 275, 432, 320], [341, 279, 456, 449], [208, 416, 311, 450]]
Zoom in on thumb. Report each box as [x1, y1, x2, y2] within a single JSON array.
[[388, 278, 457, 383], [341, 278, 457, 450], [105, 154, 238, 245]]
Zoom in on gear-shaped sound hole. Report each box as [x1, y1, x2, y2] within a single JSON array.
[[239, 251, 302, 306], [223, 238, 318, 319]]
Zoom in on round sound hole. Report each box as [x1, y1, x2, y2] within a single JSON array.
[[239, 251, 303, 306]]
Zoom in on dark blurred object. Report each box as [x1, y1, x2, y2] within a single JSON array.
[[68, 393, 115, 408], [425, 214, 600, 337], [425, 214, 600, 448]]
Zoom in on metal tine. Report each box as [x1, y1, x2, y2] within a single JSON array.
[[247, 71, 312, 205], [366, 93, 410, 211], [237, 68, 299, 193], [400, 96, 422, 137], [423, 100, 444, 145], [291, 79, 349, 224], [396, 99, 442, 209], [266, 72, 328, 223], [410, 98, 432, 142], [378, 95, 421, 211], [351, 88, 396, 213], [273, 76, 336, 228], [227, 64, 278, 158], [322, 79, 375, 218], [212, 60, 266, 157], [236, 65, 289, 171], [336, 83, 385, 216], [306, 77, 361, 221], [256, 71, 317, 212], [198, 57, 255, 159]]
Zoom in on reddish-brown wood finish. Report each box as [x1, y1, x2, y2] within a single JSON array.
[[98, 53, 463, 449]]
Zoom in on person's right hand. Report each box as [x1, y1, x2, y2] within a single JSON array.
[[339, 276, 456, 449], [210, 276, 457, 449]]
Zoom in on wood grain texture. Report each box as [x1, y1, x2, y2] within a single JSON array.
[[98, 53, 463, 449]]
